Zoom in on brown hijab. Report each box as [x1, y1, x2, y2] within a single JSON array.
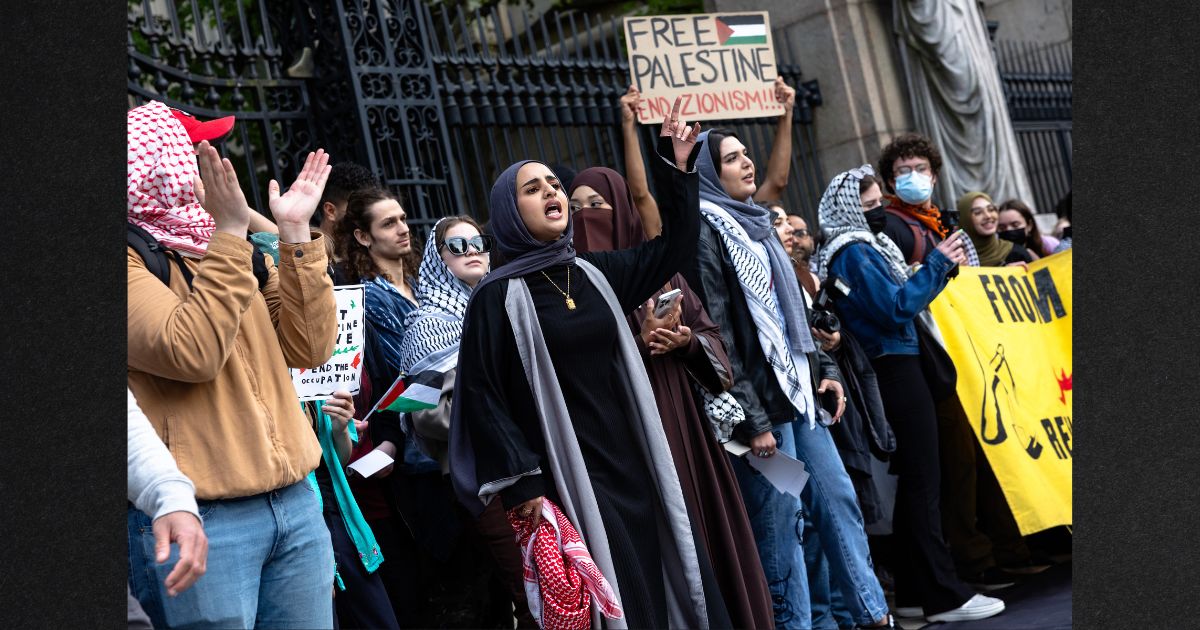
[[570, 167, 647, 252]]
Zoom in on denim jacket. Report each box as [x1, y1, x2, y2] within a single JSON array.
[[828, 242, 955, 359]]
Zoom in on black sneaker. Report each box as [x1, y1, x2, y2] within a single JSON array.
[[965, 567, 1017, 591]]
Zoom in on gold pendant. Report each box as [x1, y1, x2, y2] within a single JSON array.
[[565, 297, 576, 310]]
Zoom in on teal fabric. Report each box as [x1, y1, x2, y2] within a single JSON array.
[[249, 232, 281, 265], [311, 401, 385, 574]]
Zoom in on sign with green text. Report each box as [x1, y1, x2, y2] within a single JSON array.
[[291, 284, 364, 401]]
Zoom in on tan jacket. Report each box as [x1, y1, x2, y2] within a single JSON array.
[[410, 367, 456, 475], [128, 231, 337, 500]]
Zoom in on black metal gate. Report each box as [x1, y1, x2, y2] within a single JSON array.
[[994, 37, 1072, 216], [129, 1, 826, 236]]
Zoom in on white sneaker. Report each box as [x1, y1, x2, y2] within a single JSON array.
[[925, 594, 1005, 623], [893, 606, 924, 618]]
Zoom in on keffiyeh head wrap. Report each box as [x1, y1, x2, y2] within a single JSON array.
[[396, 217, 478, 375], [127, 100, 215, 257], [814, 165, 911, 285]]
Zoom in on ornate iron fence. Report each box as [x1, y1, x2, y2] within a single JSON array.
[[127, 0, 320, 215], [129, 1, 825, 237], [994, 37, 1072, 216]]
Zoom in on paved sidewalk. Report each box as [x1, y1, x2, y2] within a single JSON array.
[[894, 562, 1072, 629]]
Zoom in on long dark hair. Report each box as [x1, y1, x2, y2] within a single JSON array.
[[998, 198, 1045, 255], [335, 187, 421, 282]]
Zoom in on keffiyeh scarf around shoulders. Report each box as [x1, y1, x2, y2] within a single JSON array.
[[814, 165, 912, 285], [396, 218, 474, 376], [695, 130, 817, 424]]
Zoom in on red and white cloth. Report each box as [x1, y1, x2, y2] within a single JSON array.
[[508, 499, 624, 629], [127, 100, 215, 257]]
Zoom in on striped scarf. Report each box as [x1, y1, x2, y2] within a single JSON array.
[[814, 165, 911, 285], [396, 218, 474, 376], [700, 200, 817, 425]]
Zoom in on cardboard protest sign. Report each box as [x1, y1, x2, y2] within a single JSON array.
[[929, 251, 1072, 535], [624, 12, 784, 122], [290, 284, 365, 401]]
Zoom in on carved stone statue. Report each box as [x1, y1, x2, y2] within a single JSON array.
[[894, 0, 1035, 209]]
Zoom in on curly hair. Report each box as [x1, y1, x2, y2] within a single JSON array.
[[877, 133, 943, 194], [998, 198, 1046, 256], [311, 162, 380, 227], [334, 188, 421, 283]]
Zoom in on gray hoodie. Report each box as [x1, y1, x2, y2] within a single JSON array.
[[127, 388, 199, 521]]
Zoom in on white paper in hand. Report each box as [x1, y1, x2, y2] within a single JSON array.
[[347, 448, 395, 478], [746, 451, 810, 498]]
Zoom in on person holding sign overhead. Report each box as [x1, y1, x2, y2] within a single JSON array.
[[681, 127, 894, 628], [450, 98, 728, 628]]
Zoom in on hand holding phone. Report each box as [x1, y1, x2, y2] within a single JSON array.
[[653, 288, 683, 318]]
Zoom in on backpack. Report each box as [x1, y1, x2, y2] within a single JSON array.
[[883, 207, 934, 265], [127, 222, 269, 291]]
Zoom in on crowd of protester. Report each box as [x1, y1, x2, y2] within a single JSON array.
[[126, 74, 1071, 629]]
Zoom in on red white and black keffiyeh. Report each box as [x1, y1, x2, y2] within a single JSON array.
[[508, 499, 624, 629], [127, 100, 215, 257]]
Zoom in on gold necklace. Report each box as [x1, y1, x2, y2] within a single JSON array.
[[540, 266, 576, 310]]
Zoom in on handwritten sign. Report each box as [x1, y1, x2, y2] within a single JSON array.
[[624, 12, 783, 122], [290, 284, 365, 402]]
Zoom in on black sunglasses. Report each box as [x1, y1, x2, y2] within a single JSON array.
[[439, 234, 493, 256]]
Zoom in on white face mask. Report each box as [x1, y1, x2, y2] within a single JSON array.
[[895, 171, 934, 205]]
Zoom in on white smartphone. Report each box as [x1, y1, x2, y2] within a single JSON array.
[[653, 288, 684, 318]]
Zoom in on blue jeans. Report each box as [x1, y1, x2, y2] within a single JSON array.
[[730, 426, 809, 629], [128, 480, 335, 629], [792, 418, 890, 627]]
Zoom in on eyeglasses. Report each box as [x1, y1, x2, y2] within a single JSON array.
[[793, 229, 810, 237], [894, 163, 931, 176], [439, 235, 493, 256]]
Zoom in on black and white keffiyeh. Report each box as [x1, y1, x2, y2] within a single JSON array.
[[695, 129, 820, 425], [814, 164, 912, 285], [396, 218, 475, 376]]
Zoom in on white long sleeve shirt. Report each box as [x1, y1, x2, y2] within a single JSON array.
[[127, 388, 199, 521]]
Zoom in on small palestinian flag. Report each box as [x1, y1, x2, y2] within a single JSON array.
[[373, 370, 441, 413], [716, 15, 768, 46]]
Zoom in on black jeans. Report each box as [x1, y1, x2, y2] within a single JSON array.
[[936, 396, 1033, 574], [872, 354, 974, 615]]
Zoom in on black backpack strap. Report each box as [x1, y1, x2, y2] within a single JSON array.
[[127, 222, 171, 286], [130, 221, 269, 292], [250, 247, 269, 291]]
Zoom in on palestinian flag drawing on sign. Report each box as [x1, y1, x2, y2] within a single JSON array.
[[373, 370, 442, 413], [716, 15, 767, 46]]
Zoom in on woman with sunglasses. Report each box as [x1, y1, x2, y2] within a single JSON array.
[[449, 99, 729, 628], [956, 192, 1034, 267], [816, 166, 1005, 624], [394, 216, 536, 628]]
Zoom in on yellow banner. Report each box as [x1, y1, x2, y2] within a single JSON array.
[[929, 250, 1072, 535]]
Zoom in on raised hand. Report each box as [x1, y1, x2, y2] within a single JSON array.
[[196, 140, 252, 237], [774, 76, 796, 114], [658, 96, 701, 171], [270, 149, 332, 242], [619, 84, 643, 124]]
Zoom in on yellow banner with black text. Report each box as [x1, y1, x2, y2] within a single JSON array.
[[929, 250, 1072, 535]]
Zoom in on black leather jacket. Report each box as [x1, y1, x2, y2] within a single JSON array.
[[682, 220, 843, 442]]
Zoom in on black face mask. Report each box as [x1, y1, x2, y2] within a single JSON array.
[[863, 207, 888, 234], [998, 228, 1027, 246]]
